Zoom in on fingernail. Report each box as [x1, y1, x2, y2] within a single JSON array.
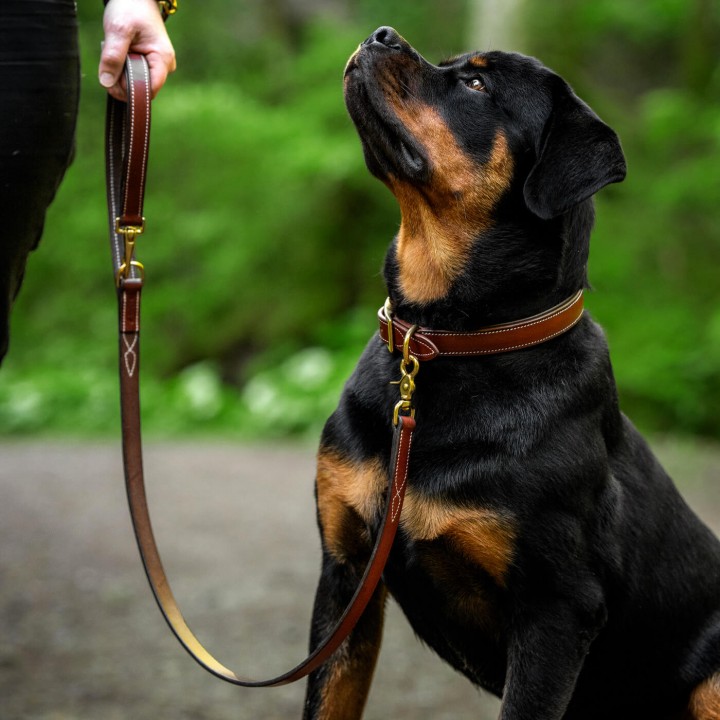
[[100, 72, 115, 87]]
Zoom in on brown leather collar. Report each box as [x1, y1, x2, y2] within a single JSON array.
[[378, 290, 585, 360]]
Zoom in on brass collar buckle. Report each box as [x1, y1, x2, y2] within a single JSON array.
[[383, 297, 395, 353]]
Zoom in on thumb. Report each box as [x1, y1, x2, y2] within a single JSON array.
[[99, 33, 132, 90]]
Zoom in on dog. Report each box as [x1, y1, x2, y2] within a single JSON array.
[[303, 27, 720, 719]]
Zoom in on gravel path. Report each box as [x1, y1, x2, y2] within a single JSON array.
[[1, 438, 719, 719]]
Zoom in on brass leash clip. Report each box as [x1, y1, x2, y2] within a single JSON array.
[[115, 217, 146, 286], [392, 324, 419, 426]]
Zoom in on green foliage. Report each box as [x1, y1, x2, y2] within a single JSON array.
[[2, 0, 719, 439], [522, 0, 720, 436], [356, 0, 469, 57], [588, 85, 720, 435], [2, 13, 393, 438]]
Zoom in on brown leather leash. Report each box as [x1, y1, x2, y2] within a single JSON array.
[[106, 55, 584, 687], [106, 54, 415, 687]]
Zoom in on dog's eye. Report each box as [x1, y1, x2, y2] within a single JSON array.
[[465, 78, 486, 92]]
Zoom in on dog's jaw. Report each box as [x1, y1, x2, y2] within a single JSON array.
[[343, 34, 431, 183]]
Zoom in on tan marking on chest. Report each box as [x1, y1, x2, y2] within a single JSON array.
[[688, 673, 720, 720], [401, 489, 516, 586], [387, 104, 513, 305], [315, 449, 386, 562]]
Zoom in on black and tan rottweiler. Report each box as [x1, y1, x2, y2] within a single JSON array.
[[303, 27, 720, 719]]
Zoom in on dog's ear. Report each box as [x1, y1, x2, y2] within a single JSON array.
[[523, 83, 626, 220]]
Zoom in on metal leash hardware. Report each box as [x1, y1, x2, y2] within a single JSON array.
[[391, 321, 420, 426], [115, 218, 145, 286], [383, 297, 395, 352], [106, 53, 415, 687]]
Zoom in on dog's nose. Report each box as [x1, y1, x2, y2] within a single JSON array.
[[364, 26, 404, 50]]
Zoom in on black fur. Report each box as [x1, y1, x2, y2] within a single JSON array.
[[303, 27, 720, 719]]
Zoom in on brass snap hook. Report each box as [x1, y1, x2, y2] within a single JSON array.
[[115, 217, 146, 287], [392, 324, 419, 426]]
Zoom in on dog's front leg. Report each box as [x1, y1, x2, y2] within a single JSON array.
[[303, 445, 389, 719], [302, 552, 387, 720], [500, 599, 605, 720]]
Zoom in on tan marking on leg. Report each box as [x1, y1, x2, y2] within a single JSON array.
[[401, 489, 516, 585], [688, 673, 720, 720], [316, 449, 387, 562], [387, 103, 513, 304], [316, 587, 387, 720]]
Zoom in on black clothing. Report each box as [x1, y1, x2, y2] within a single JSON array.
[[0, 0, 80, 361]]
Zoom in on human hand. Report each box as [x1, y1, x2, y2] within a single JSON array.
[[99, 0, 176, 101]]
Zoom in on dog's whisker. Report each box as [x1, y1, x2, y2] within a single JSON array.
[[398, 78, 419, 102]]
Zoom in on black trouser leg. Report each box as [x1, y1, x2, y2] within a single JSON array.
[[0, 0, 80, 362]]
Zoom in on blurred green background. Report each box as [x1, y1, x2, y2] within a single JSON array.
[[1, 0, 719, 440]]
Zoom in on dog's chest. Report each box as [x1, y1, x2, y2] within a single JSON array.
[[383, 517, 511, 693], [316, 445, 512, 689], [316, 444, 516, 579]]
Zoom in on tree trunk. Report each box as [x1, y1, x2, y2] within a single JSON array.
[[467, 0, 527, 53]]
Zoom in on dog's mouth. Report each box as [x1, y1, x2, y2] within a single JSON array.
[[344, 28, 430, 183]]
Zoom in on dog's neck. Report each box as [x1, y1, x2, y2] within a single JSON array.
[[385, 132, 515, 309], [384, 199, 594, 331]]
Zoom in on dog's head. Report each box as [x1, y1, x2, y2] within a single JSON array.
[[344, 27, 626, 316]]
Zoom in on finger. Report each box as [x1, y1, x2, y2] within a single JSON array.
[[99, 29, 133, 91], [146, 50, 176, 98], [146, 55, 168, 99], [105, 72, 129, 103]]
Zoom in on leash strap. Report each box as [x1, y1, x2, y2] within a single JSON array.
[[106, 55, 416, 686]]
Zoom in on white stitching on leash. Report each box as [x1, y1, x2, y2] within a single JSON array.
[[123, 334, 138, 377], [391, 430, 412, 522]]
